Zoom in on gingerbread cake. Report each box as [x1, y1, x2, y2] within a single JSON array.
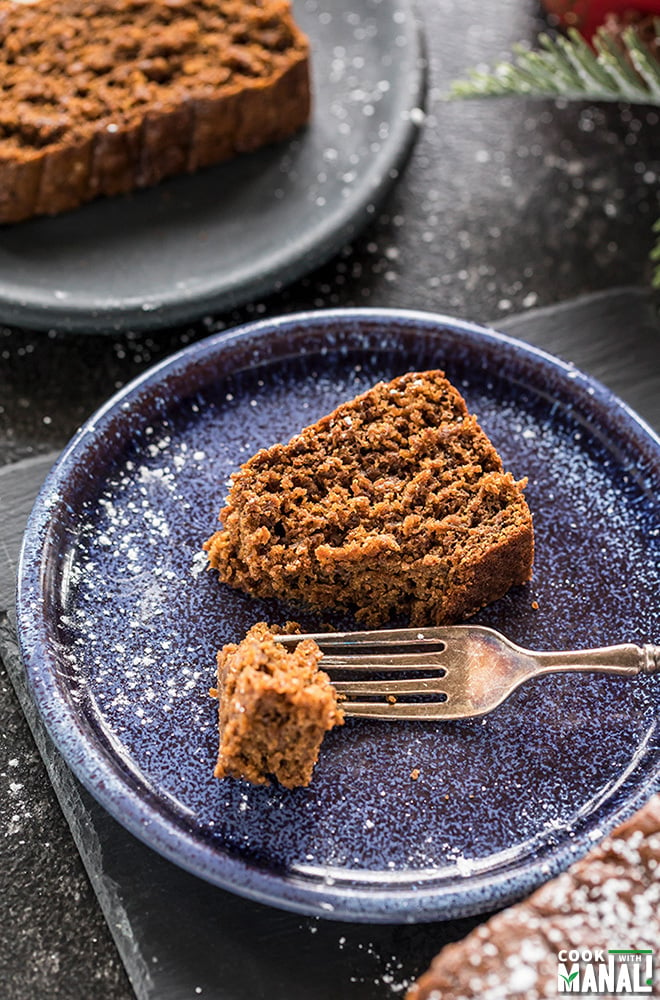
[[211, 623, 343, 788], [205, 370, 534, 626], [407, 793, 660, 1000], [0, 0, 310, 223]]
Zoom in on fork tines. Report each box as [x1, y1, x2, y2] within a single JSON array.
[[273, 627, 450, 718]]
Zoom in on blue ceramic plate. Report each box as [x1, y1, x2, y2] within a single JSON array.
[[0, 0, 423, 334], [17, 309, 660, 922]]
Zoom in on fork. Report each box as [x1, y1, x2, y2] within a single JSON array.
[[274, 625, 660, 720]]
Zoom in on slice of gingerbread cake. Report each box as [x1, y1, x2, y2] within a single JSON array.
[[205, 370, 534, 626], [211, 623, 343, 788]]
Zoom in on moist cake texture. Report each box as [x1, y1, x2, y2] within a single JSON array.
[[211, 622, 343, 788], [205, 370, 534, 626], [407, 793, 660, 1000], [0, 0, 310, 223]]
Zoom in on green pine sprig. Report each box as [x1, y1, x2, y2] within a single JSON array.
[[449, 23, 660, 105], [651, 218, 660, 288]]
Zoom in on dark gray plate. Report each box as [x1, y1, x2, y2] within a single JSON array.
[[0, 0, 424, 334]]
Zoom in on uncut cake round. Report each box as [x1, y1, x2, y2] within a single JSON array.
[[205, 370, 534, 626]]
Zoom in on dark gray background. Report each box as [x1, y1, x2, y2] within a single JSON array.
[[1, 0, 659, 997]]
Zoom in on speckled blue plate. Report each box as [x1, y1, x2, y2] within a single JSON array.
[[17, 308, 660, 923]]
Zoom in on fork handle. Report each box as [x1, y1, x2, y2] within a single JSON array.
[[532, 643, 659, 677]]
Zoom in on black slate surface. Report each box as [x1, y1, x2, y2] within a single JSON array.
[[1, 287, 658, 1000], [1, 0, 659, 994]]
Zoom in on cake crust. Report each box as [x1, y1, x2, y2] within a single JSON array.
[[212, 623, 343, 789], [205, 370, 534, 626], [0, 0, 311, 223]]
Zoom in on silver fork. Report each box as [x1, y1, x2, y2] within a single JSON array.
[[274, 625, 660, 720]]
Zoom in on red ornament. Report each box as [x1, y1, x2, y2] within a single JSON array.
[[541, 1, 660, 40]]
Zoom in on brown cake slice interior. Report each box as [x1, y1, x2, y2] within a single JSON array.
[[211, 623, 343, 789], [205, 370, 534, 626]]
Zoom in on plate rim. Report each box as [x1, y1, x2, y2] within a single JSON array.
[[0, 0, 425, 334], [16, 306, 660, 922]]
